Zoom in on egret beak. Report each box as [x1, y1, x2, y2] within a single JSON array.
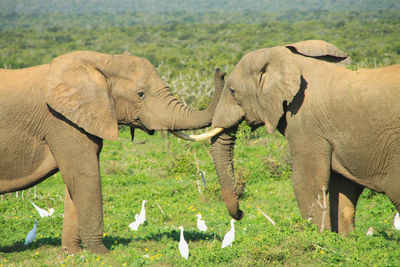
[[169, 127, 224, 141]]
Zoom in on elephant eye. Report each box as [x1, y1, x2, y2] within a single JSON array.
[[229, 88, 235, 97], [138, 91, 146, 100]]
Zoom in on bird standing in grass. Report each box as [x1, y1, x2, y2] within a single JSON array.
[[129, 214, 140, 231], [31, 201, 54, 217], [394, 212, 400, 230], [366, 226, 374, 236], [222, 219, 235, 248], [178, 226, 189, 259], [24, 220, 38, 245], [196, 214, 207, 232], [137, 200, 147, 225]]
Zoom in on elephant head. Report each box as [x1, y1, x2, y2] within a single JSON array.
[[184, 40, 350, 220], [44, 51, 223, 141]]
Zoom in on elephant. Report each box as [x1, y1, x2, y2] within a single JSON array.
[[184, 40, 400, 235], [0, 51, 224, 254]]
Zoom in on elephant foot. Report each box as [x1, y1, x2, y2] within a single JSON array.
[[86, 243, 109, 254], [62, 232, 82, 255], [62, 242, 82, 255]]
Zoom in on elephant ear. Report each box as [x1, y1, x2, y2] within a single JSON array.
[[286, 40, 351, 65], [255, 47, 302, 134], [45, 52, 118, 140]]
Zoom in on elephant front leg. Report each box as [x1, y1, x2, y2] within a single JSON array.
[[292, 171, 331, 231], [49, 134, 108, 254], [62, 185, 82, 254], [290, 145, 332, 232], [63, 170, 108, 254]]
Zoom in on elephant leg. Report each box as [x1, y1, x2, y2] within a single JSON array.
[[329, 172, 364, 235], [383, 160, 400, 212], [61, 158, 107, 254], [290, 142, 332, 232], [62, 185, 82, 254], [48, 130, 108, 254]]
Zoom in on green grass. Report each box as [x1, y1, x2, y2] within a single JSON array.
[[1, 127, 399, 266], [1, 7, 400, 266]]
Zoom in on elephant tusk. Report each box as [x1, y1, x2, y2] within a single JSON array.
[[169, 128, 224, 141]]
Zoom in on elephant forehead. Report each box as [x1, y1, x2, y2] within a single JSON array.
[[244, 48, 266, 59], [114, 57, 154, 79], [136, 81, 146, 89], [116, 69, 161, 92], [233, 58, 259, 76], [117, 67, 145, 81], [241, 46, 289, 73], [228, 69, 256, 89], [229, 65, 247, 82]]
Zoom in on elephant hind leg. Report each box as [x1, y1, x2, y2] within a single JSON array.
[[62, 185, 82, 254], [383, 161, 400, 212], [329, 172, 364, 235]]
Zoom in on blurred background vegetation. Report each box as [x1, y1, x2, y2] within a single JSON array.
[[0, 0, 399, 109]]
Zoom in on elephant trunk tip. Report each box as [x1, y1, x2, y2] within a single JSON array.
[[229, 209, 244, 221], [221, 188, 244, 221]]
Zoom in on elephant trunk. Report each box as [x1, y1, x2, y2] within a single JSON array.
[[210, 128, 243, 220], [159, 89, 219, 130], [153, 68, 224, 131]]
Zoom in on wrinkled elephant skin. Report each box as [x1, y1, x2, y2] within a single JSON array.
[[207, 40, 400, 235], [0, 51, 223, 253]]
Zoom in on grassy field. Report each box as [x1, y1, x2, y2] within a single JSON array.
[[1, 3, 400, 266], [1, 127, 399, 266]]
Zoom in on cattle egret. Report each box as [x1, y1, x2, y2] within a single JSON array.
[[129, 214, 140, 231], [24, 220, 38, 245], [137, 200, 147, 225], [221, 219, 235, 248], [196, 214, 207, 232], [31, 201, 54, 217], [366, 226, 374, 236], [394, 212, 400, 230], [178, 226, 189, 259]]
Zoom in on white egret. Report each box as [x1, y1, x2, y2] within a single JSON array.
[[394, 212, 400, 230], [137, 200, 147, 225], [129, 214, 140, 231], [196, 214, 207, 232], [178, 226, 189, 259], [366, 226, 374, 236], [24, 220, 38, 245], [31, 201, 54, 217], [221, 219, 235, 248]]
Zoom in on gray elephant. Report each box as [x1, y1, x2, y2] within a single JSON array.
[[183, 40, 400, 235], [0, 51, 223, 254]]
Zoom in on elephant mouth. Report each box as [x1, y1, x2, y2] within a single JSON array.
[[127, 121, 155, 136], [139, 126, 155, 135]]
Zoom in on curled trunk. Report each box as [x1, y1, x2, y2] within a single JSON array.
[[158, 89, 220, 130], [210, 128, 243, 220], [144, 68, 225, 131]]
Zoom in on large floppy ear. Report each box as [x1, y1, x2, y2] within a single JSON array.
[[254, 47, 302, 134], [286, 40, 351, 65], [45, 52, 118, 140]]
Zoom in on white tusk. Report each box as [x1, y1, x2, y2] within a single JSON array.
[[169, 128, 224, 141]]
